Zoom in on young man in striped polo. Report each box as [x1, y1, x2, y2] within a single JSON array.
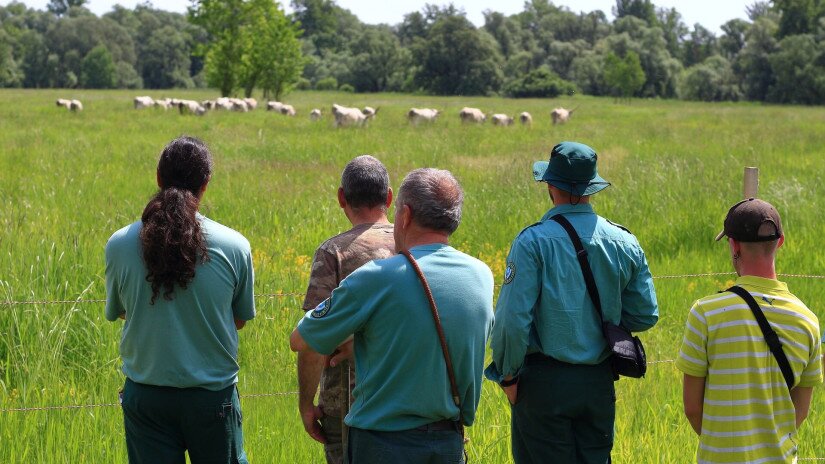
[[677, 198, 822, 463]]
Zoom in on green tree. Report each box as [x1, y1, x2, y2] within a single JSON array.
[[412, 14, 503, 95], [503, 65, 578, 98], [141, 26, 194, 89], [614, 0, 657, 26], [719, 19, 751, 60], [80, 44, 115, 88], [47, 0, 87, 17], [735, 16, 778, 100], [349, 27, 404, 92], [773, 0, 820, 37], [190, 0, 245, 96], [767, 34, 825, 103], [680, 55, 741, 101], [603, 50, 645, 100]]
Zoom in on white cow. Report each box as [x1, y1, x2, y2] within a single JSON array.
[[178, 100, 206, 116], [407, 108, 440, 125], [332, 103, 367, 128], [69, 100, 83, 112], [279, 104, 296, 116], [230, 99, 249, 112], [266, 101, 284, 112], [491, 114, 514, 126], [244, 98, 258, 110], [134, 96, 154, 109], [56, 99, 72, 109], [459, 107, 486, 123], [362, 106, 378, 119], [154, 98, 172, 110], [519, 112, 533, 125], [309, 109, 322, 121], [551, 107, 576, 125]]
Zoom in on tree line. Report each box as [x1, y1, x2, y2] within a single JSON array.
[[1, 0, 825, 104]]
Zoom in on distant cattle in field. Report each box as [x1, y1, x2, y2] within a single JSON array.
[[178, 100, 205, 116], [154, 98, 172, 110], [519, 112, 533, 125], [551, 107, 576, 125], [280, 104, 296, 116], [310, 109, 322, 121], [56, 99, 71, 109], [332, 104, 368, 128], [459, 107, 485, 123], [491, 114, 514, 126], [408, 108, 440, 125], [244, 98, 257, 110], [267, 101, 284, 112], [69, 100, 83, 112], [362, 106, 378, 119], [134, 96, 154, 109]]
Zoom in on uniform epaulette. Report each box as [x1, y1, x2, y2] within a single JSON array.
[[606, 219, 633, 235]]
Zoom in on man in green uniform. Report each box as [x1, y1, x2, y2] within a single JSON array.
[[291, 168, 494, 464], [678, 198, 821, 463], [298, 155, 396, 463], [486, 141, 659, 464]]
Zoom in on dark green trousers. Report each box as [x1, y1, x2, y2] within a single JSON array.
[[121, 378, 248, 464], [511, 355, 615, 464]]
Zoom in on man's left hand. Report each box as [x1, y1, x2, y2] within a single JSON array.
[[329, 338, 354, 367]]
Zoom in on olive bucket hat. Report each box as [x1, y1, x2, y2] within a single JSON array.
[[532, 141, 610, 196]]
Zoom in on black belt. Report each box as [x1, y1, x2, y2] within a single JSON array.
[[414, 419, 460, 432]]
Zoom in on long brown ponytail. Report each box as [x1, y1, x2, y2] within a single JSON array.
[[140, 136, 213, 304]]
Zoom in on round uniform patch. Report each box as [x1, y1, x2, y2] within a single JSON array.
[[503, 262, 516, 285], [311, 297, 331, 318]]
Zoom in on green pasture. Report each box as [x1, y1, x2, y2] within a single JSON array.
[[0, 89, 823, 462]]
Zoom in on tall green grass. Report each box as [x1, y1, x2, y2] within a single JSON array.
[[0, 89, 823, 462]]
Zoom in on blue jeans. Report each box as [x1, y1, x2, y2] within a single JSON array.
[[348, 424, 464, 464]]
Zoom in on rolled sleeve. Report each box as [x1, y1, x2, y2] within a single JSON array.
[[675, 303, 709, 378], [297, 276, 372, 355], [488, 238, 540, 381], [620, 245, 659, 332]]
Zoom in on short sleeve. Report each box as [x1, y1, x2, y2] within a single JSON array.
[[232, 242, 255, 321], [798, 333, 823, 387], [619, 244, 659, 332], [104, 239, 125, 321], [302, 247, 339, 311], [676, 302, 709, 378], [297, 273, 375, 355]]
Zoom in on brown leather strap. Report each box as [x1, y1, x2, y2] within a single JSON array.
[[400, 250, 465, 436]]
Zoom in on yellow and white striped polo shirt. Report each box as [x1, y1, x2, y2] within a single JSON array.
[[677, 276, 823, 464]]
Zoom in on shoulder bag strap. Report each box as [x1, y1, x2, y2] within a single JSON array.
[[549, 215, 606, 327], [726, 285, 795, 390], [400, 250, 465, 430]]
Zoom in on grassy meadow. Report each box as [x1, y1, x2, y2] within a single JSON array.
[[0, 89, 823, 462]]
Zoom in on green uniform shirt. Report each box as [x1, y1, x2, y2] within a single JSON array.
[[486, 203, 658, 382], [105, 214, 256, 391], [677, 276, 823, 464], [297, 243, 494, 432]]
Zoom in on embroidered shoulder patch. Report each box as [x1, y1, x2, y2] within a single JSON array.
[[311, 297, 332, 318], [503, 262, 516, 285]]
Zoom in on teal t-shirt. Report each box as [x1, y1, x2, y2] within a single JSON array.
[[297, 243, 494, 432], [105, 214, 256, 391]]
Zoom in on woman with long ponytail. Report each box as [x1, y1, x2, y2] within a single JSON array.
[[105, 136, 255, 464]]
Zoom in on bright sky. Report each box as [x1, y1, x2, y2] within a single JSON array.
[[3, 0, 752, 34]]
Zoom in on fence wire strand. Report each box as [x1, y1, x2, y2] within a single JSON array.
[[1, 272, 823, 307]]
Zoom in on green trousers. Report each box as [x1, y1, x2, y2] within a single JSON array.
[[121, 378, 248, 464], [511, 355, 615, 464]]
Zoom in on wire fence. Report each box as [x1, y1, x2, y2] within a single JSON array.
[[1, 272, 823, 307]]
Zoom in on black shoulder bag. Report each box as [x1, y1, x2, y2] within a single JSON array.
[[726, 285, 795, 390], [550, 215, 647, 379]]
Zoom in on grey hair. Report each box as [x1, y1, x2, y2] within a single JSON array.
[[397, 168, 463, 235], [341, 155, 390, 210]]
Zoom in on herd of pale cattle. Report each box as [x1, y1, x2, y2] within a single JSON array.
[[55, 95, 578, 126]]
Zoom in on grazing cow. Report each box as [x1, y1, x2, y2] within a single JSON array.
[[230, 99, 249, 112], [69, 100, 83, 112], [244, 98, 258, 110], [459, 107, 486, 123], [154, 98, 172, 110], [56, 99, 71, 109], [202, 100, 216, 110], [491, 114, 514, 126], [178, 100, 206, 116], [550, 107, 576, 125], [362, 106, 378, 119], [267, 101, 284, 112], [331, 103, 367, 128], [408, 108, 440, 125], [134, 96, 154, 109], [279, 104, 296, 116], [309, 109, 322, 121], [519, 112, 533, 125]]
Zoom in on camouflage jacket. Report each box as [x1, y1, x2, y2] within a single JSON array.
[[302, 222, 395, 418]]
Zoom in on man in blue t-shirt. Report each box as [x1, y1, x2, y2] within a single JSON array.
[[291, 168, 494, 464]]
